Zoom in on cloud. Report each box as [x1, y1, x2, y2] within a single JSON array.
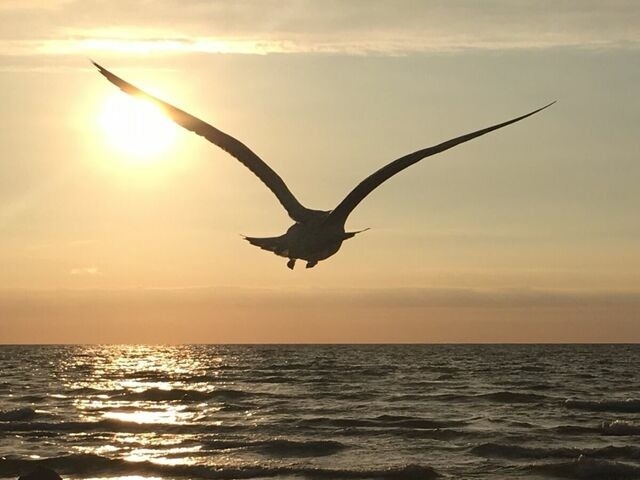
[[1, 1, 639, 57]]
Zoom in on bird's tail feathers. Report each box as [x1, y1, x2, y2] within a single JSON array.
[[243, 235, 289, 255]]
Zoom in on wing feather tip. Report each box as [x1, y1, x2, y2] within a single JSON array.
[[537, 100, 557, 113], [90, 59, 104, 72]]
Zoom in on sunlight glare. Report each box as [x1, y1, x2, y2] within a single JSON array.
[[99, 92, 178, 163], [103, 410, 180, 424]]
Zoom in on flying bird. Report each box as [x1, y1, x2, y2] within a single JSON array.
[[93, 62, 554, 270]]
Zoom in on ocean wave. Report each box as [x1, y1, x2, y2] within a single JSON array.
[[0, 418, 242, 435], [185, 374, 227, 383], [256, 439, 346, 457], [0, 454, 439, 479], [427, 366, 458, 374], [219, 403, 258, 412], [10, 394, 47, 403], [204, 438, 347, 457], [0, 407, 36, 422], [375, 414, 468, 428], [473, 442, 574, 459], [477, 391, 550, 403], [307, 390, 377, 401], [386, 394, 429, 402], [551, 425, 602, 435], [248, 375, 293, 384], [262, 362, 315, 371], [519, 365, 547, 372], [565, 398, 640, 413], [500, 380, 555, 390], [327, 425, 471, 441], [472, 442, 640, 460], [531, 455, 640, 479], [551, 421, 640, 437], [387, 391, 550, 404], [120, 370, 172, 380], [64, 386, 257, 402], [68, 387, 111, 395], [601, 420, 640, 436], [358, 366, 398, 376], [296, 415, 465, 429], [510, 421, 535, 428], [115, 387, 256, 402], [393, 428, 471, 441]]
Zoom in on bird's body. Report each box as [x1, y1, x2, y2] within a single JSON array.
[[244, 210, 364, 269], [93, 62, 554, 269]]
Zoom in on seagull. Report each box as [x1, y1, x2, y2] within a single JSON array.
[[93, 62, 554, 270]]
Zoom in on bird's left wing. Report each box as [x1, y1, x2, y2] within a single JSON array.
[[92, 62, 315, 222], [325, 102, 555, 227]]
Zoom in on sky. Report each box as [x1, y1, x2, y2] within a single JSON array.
[[1, 1, 639, 343]]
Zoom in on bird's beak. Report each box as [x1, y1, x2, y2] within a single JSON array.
[[344, 228, 370, 239]]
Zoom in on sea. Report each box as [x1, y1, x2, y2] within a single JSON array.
[[1, 344, 640, 480]]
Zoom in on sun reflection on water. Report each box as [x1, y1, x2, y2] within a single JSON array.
[[103, 409, 180, 424], [88, 477, 163, 480], [124, 446, 202, 466], [63, 345, 211, 391], [60, 346, 226, 467]]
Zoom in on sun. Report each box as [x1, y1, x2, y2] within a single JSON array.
[[98, 92, 179, 163]]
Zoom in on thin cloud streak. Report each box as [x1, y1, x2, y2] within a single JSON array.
[[33, 36, 639, 57], [1, 1, 639, 56], [2, 286, 639, 309]]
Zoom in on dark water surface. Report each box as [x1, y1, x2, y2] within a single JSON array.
[[1, 345, 640, 479]]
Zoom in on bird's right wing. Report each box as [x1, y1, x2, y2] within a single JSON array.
[[93, 62, 313, 222], [325, 102, 555, 227]]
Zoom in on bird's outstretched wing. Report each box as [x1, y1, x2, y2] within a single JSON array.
[[92, 62, 314, 222], [325, 102, 555, 227]]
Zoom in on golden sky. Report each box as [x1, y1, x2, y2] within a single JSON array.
[[1, 1, 639, 343]]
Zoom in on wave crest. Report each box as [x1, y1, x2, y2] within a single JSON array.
[[532, 455, 640, 480], [297, 415, 465, 429], [0, 407, 36, 422], [478, 391, 549, 403], [565, 398, 640, 413], [472, 442, 640, 460], [601, 420, 640, 436], [116, 387, 254, 402]]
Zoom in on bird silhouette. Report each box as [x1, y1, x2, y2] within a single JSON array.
[[93, 62, 554, 270]]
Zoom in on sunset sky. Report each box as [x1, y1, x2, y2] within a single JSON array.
[[1, 1, 639, 343]]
